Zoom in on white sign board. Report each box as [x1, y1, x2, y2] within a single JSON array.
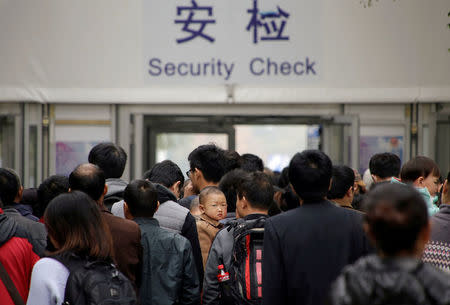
[[143, 0, 321, 84]]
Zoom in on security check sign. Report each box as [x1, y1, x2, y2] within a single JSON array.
[[143, 0, 321, 84]]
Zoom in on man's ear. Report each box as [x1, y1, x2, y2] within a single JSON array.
[[123, 201, 133, 220], [371, 174, 377, 183], [289, 183, 298, 196], [154, 201, 160, 214], [15, 186, 24, 202], [417, 176, 425, 186], [103, 184, 108, 197], [443, 179, 449, 195], [170, 181, 182, 198], [346, 186, 353, 198]]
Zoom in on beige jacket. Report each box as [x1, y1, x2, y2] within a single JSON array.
[[196, 214, 223, 269]]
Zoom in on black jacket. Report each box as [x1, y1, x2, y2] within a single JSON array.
[[329, 255, 450, 305], [154, 184, 204, 286], [135, 217, 200, 305], [262, 200, 371, 305]]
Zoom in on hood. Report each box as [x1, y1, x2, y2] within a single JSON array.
[[390, 178, 439, 216], [153, 183, 177, 204], [335, 255, 445, 305], [0, 214, 17, 247], [105, 178, 127, 196]]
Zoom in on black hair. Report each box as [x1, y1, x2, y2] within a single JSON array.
[[69, 164, 105, 201], [288, 150, 332, 202], [327, 165, 355, 200], [143, 160, 184, 194], [199, 186, 225, 206], [0, 168, 21, 206], [400, 156, 441, 183], [237, 171, 274, 210], [240, 153, 264, 172], [188, 144, 226, 183], [36, 175, 69, 218], [277, 167, 290, 188], [88, 142, 127, 179], [223, 150, 241, 173], [364, 183, 428, 256], [124, 179, 159, 218], [45, 191, 113, 259], [219, 169, 247, 213], [369, 153, 401, 179]]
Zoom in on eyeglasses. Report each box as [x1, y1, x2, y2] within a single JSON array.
[[186, 169, 193, 177]]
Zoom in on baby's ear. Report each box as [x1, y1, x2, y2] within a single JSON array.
[[199, 204, 205, 213]]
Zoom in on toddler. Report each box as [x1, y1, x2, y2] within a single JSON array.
[[196, 186, 227, 268]]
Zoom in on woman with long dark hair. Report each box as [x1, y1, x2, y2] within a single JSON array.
[[26, 191, 134, 304]]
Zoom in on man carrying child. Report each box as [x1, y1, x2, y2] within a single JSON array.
[[202, 171, 273, 305]]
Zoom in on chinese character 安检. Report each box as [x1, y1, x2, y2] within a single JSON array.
[[246, 0, 290, 44], [175, 0, 216, 44]]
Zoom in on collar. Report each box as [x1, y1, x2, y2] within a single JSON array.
[[134, 217, 160, 227], [438, 204, 450, 213], [244, 213, 268, 221], [199, 214, 222, 228]]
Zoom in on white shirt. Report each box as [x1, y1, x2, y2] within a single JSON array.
[[26, 257, 69, 305]]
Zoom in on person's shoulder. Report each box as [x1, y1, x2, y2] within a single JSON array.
[[33, 257, 69, 274], [160, 200, 190, 215], [102, 212, 140, 231], [153, 227, 191, 251], [420, 263, 450, 286], [419, 263, 450, 304]]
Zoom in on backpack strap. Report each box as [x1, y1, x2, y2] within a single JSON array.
[[0, 261, 25, 305]]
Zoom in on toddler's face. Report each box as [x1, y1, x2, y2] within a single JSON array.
[[201, 193, 227, 221]]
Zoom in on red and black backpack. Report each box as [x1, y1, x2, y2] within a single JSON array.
[[225, 216, 267, 305]]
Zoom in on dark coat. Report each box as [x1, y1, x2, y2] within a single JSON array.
[[423, 204, 450, 272], [135, 217, 200, 305], [101, 209, 142, 289], [329, 255, 450, 305], [262, 200, 371, 305]]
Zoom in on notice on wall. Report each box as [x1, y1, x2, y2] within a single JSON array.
[[143, 0, 322, 84]]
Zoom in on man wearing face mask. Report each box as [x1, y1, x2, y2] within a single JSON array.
[[422, 171, 450, 273], [398, 156, 441, 216]]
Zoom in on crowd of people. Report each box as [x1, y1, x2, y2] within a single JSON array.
[[0, 142, 449, 305]]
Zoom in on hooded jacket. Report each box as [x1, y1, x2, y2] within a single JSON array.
[[0, 212, 40, 304], [1, 206, 47, 256], [329, 255, 450, 305]]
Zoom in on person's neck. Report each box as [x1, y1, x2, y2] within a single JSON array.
[[199, 181, 218, 191], [376, 176, 394, 183], [332, 198, 353, 208], [241, 209, 268, 217]]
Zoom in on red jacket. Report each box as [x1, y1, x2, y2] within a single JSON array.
[[0, 209, 40, 304]]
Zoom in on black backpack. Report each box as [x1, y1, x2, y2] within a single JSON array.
[[54, 252, 137, 305], [224, 216, 267, 305]]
